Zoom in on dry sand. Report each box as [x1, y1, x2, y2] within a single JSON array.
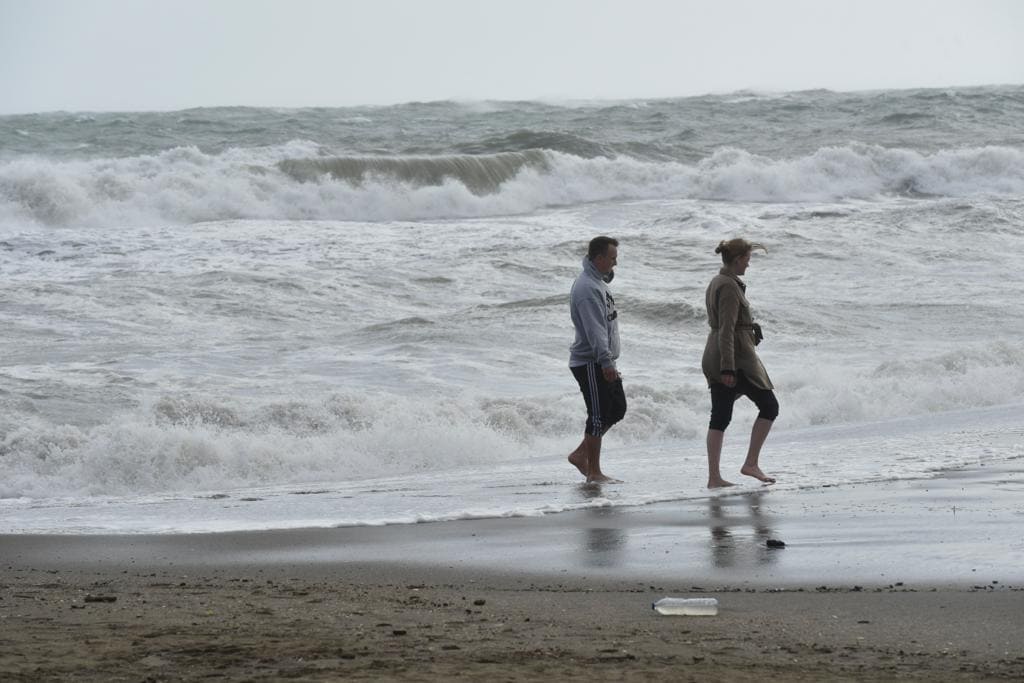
[[3, 462, 1024, 681]]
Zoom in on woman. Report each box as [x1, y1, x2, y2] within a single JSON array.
[[701, 238, 779, 488]]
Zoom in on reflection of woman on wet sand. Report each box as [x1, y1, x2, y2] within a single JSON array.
[[701, 238, 779, 488]]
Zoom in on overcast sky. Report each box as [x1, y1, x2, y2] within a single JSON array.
[[1, 0, 1022, 114]]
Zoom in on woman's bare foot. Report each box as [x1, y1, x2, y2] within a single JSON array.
[[740, 465, 776, 484], [568, 451, 588, 477], [587, 473, 621, 484], [707, 477, 736, 489]]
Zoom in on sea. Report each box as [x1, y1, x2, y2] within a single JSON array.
[[1, 86, 1023, 534]]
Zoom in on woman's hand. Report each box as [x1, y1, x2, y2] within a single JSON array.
[[720, 373, 736, 387]]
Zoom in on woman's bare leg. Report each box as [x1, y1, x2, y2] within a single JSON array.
[[740, 418, 776, 484], [706, 429, 735, 488]]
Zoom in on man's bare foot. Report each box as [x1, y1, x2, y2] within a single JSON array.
[[587, 473, 622, 484], [568, 451, 588, 477], [740, 465, 776, 484], [707, 477, 736, 489]]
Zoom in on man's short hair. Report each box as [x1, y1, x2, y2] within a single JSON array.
[[587, 236, 619, 260]]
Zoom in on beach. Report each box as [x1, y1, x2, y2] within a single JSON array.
[[4, 462, 1023, 681]]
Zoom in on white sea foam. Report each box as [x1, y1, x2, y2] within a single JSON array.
[[0, 393, 542, 499], [1, 403, 1021, 534], [2, 144, 1022, 228], [1, 338, 1021, 502]]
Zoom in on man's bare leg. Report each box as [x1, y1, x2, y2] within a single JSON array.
[[568, 438, 588, 477], [581, 432, 619, 483], [706, 428, 735, 488], [740, 417, 776, 484]]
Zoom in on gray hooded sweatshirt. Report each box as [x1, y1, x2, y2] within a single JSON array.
[[569, 257, 620, 369]]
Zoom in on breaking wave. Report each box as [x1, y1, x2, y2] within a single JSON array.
[[278, 150, 550, 195], [2, 142, 1023, 227]]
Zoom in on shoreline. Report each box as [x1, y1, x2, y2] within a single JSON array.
[[6, 460, 1023, 586], [4, 463, 1024, 680]]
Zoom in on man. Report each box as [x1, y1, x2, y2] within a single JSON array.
[[567, 236, 626, 483]]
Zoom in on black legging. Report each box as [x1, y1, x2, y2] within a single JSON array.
[[709, 372, 779, 431]]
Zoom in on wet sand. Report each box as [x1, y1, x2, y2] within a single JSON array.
[[3, 462, 1024, 680]]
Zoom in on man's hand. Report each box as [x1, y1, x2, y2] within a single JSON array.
[[603, 366, 620, 382], [720, 373, 736, 387]]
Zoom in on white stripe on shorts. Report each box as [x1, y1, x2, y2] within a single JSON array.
[[587, 362, 603, 434]]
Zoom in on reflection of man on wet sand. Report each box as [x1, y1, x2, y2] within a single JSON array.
[[566, 236, 626, 483]]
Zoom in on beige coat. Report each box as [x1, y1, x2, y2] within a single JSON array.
[[701, 268, 773, 389]]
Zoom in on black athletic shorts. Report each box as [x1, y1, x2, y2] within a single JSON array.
[[571, 362, 627, 437]]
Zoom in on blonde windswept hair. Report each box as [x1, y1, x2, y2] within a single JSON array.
[[715, 238, 767, 264]]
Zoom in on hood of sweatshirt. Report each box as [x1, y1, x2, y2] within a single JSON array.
[[582, 256, 614, 283]]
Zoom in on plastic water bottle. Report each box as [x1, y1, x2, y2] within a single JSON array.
[[652, 597, 719, 616]]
